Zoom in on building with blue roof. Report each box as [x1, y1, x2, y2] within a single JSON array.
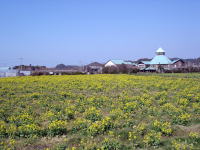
[[150, 48, 172, 65], [138, 48, 185, 72], [105, 48, 185, 72], [105, 59, 136, 67]]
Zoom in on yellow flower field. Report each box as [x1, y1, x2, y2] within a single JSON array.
[[0, 74, 200, 149]]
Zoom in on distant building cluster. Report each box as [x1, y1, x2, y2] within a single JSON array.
[[0, 67, 31, 77], [91, 48, 198, 74], [0, 65, 46, 77], [105, 48, 186, 72], [103, 48, 185, 73], [0, 48, 200, 77]]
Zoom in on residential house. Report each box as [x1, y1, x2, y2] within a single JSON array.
[[170, 59, 185, 69], [105, 60, 137, 67], [85, 62, 103, 74], [137, 61, 151, 70]]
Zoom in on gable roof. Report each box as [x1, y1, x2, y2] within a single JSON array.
[[87, 62, 103, 66], [171, 59, 184, 64], [110, 60, 133, 65], [138, 61, 151, 65]]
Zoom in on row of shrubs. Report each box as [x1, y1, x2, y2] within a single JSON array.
[[165, 67, 200, 73], [31, 71, 85, 76], [103, 66, 200, 74], [102, 65, 139, 74], [30, 66, 200, 76], [31, 65, 139, 75]]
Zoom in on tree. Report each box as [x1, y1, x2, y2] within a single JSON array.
[[55, 64, 66, 70]]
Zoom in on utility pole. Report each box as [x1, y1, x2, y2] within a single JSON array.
[[79, 60, 82, 72], [19, 57, 23, 71]]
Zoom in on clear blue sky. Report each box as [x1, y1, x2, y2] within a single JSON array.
[[0, 0, 200, 67]]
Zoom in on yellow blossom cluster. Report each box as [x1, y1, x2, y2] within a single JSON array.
[[0, 74, 199, 149]]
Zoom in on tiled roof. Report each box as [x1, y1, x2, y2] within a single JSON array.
[[87, 62, 103, 66]]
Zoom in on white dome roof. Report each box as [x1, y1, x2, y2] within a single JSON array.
[[156, 48, 165, 53]]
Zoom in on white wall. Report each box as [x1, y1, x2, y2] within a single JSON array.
[[5, 72, 17, 77], [20, 71, 31, 76]]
